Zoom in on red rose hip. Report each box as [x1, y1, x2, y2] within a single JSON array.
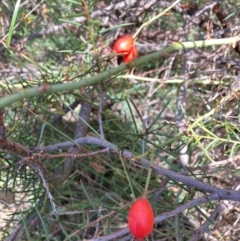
[[113, 35, 134, 55], [123, 45, 138, 63], [128, 198, 154, 239]]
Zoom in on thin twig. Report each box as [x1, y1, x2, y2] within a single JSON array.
[[0, 109, 6, 140], [5, 213, 41, 241], [0, 139, 29, 158], [129, 98, 148, 133], [188, 204, 223, 241], [42, 136, 240, 201], [35, 148, 109, 160], [98, 84, 105, 139], [28, 161, 58, 215]]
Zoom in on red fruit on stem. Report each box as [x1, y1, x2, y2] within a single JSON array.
[[123, 46, 138, 63], [128, 198, 154, 239], [113, 35, 134, 55]]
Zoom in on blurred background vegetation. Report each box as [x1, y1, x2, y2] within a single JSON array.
[[0, 0, 240, 240]]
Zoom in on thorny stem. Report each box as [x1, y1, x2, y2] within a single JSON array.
[[1, 35, 240, 109]]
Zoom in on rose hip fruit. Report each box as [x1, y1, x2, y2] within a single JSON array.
[[128, 198, 154, 239], [123, 45, 138, 63], [113, 35, 134, 55]]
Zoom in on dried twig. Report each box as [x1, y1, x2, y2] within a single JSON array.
[[188, 204, 223, 241], [0, 109, 6, 140], [42, 136, 240, 201], [98, 84, 105, 139]]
